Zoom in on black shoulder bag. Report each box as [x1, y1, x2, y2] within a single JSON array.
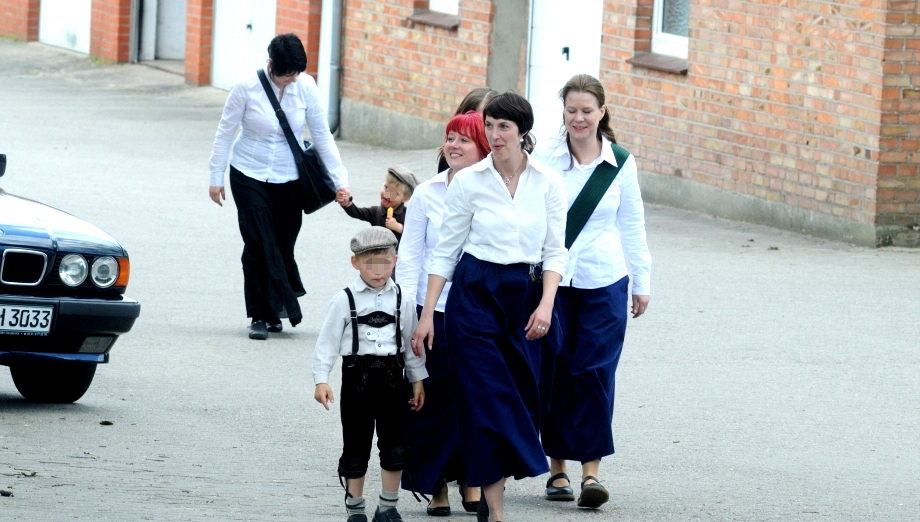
[[256, 69, 337, 214], [565, 142, 631, 249]]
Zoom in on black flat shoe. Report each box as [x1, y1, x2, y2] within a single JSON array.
[[426, 505, 450, 517], [545, 472, 575, 501], [266, 322, 283, 333], [248, 320, 268, 340], [577, 475, 609, 509]]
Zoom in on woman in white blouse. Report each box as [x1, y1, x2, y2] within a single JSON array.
[[397, 110, 489, 516], [207, 33, 350, 340], [412, 92, 568, 522], [533, 73, 652, 509]]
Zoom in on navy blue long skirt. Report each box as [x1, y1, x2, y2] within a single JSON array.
[[401, 308, 463, 494], [541, 277, 628, 462], [445, 255, 550, 487]]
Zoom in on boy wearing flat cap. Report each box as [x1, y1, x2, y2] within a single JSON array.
[[313, 226, 427, 522], [339, 166, 418, 242]]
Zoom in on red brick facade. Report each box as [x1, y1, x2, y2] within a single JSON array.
[[340, 0, 492, 124], [276, 0, 323, 78], [878, 1, 920, 244], [185, 0, 214, 86], [90, 0, 133, 62], [606, 0, 918, 245], [2, 0, 916, 245], [0, 0, 38, 41]]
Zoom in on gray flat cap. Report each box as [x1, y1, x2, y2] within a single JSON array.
[[350, 226, 398, 255], [387, 166, 419, 195]]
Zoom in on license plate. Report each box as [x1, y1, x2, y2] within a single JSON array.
[[0, 304, 53, 335]]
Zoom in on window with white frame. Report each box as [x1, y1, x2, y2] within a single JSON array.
[[429, 0, 458, 15], [652, 0, 688, 59]]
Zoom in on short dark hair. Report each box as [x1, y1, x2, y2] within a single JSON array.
[[267, 33, 307, 76], [483, 92, 535, 152]]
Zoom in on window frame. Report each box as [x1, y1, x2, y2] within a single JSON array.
[[651, 0, 689, 59]]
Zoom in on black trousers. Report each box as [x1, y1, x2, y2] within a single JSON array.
[[338, 355, 408, 479], [229, 167, 304, 326]]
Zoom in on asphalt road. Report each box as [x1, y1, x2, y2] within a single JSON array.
[[1, 40, 918, 521]]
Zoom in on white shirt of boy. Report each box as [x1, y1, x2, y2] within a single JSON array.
[[313, 276, 427, 385]]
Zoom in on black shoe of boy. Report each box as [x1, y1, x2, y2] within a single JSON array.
[[346, 515, 368, 522], [372, 507, 403, 522]]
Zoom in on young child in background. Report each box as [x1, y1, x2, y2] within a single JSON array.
[[338, 167, 418, 242], [313, 226, 427, 522]]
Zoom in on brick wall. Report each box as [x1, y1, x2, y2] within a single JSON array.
[[185, 0, 213, 86], [276, 0, 323, 78], [877, 0, 920, 245], [90, 0, 133, 62], [608, 0, 895, 244], [0, 0, 39, 41], [340, 0, 492, 127]]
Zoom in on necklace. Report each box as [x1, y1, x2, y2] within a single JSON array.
[[502, 174, 514, 185]]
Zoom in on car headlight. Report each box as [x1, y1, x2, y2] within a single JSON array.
[[59, 254, 88, 286], [90, 256, 119, 288]]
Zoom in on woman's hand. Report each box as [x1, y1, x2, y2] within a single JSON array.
[[411, 312, 435, 357], [209, 186, 225, 206], [336, 188, 352, 206], [408, 380, 425, 412], [524, 301, 553, 340], [631, 295, 649, 318]]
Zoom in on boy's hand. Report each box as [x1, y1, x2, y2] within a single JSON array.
[[408, 381, 425, 412], [384, 216, 403, 234], [314, 383, 335, 410]]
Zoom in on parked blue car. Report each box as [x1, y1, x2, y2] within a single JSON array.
[[0, 154, 140, 402]]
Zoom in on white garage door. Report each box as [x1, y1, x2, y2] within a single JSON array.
[[211, 0, 277, 90], [39, 0, 92, 54], [527, 0, 603, 145]]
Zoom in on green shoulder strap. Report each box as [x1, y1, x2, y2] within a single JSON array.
[[564, 142, 630, 249]]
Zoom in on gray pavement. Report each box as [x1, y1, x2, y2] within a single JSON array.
[[1, 39, 918, 521]]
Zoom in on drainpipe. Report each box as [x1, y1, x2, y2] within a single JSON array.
[[319, 0, 343, 134]]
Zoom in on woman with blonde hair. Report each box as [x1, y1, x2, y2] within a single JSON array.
[[533, 73, 651, 509]]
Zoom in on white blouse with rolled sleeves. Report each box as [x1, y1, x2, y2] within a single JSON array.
[[396, 170, 451, 312], [428, 154, 568, 280], [208, 66, 348, 189], [533, 136, 651, 295]]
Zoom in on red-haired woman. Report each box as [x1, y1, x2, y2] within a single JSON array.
[[397, 111, 489, 517]]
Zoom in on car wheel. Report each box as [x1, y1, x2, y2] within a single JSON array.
[[10, 362, 98, 403]]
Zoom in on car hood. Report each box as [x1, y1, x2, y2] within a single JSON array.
[[0, 189, 125, 255]]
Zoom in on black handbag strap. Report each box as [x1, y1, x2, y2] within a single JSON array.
[[257, 69, 306, 176], [564, 142, 630, 249]]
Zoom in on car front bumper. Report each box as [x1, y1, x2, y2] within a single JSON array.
[[0, 294, 140, 365]]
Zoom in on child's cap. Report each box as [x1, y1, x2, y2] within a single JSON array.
[[350, 226, 398, 255], [387, 166, 419, 195]]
